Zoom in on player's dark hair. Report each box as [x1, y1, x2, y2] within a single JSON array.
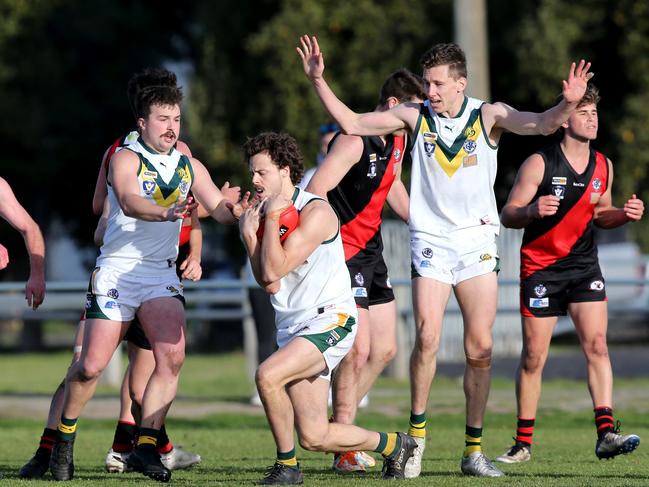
[[128, 68, 180, 119], [378, 68, 426, 106], [134, 84, 183, 120], [243, 132, 305, 185], [419, 43, 467, 79]]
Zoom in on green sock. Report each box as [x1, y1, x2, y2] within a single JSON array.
[[375, 432, 401, 457], [408, 411, 426, 439], [464, 425, 482, 457], [57, 416, 78, 441], [277, 448, 297, 467]]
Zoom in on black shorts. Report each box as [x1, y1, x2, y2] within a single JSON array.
[[521, 271, 607, 318], [80, 309, 152, 350], [124, 316, 152, 350], [346, 251, 395, 310]]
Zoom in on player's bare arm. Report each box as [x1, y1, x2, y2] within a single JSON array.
[[594, 159, 644, 228], [239, 201, 280, 293], [0, 244, 8, 269], [179, 212, 203, 281], [386, 161, 409, 223], [92, 146, 112, 216], [110, 149, 197, 221], [297, 34, 418, 136], [482, 60, 594, 138], [189, 158, 249, 224], [305, 134, 364, 197], [260, 196, 336, 283], [501, 154, 560, 228], [0, 177, 46, 309]]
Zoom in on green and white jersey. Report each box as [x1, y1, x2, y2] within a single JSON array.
[[410, 97, 499, 239], [97, 137, 193, 275], [271, 188, 357, 342]]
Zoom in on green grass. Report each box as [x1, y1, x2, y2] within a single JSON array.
[[0, 352, 648, 485]]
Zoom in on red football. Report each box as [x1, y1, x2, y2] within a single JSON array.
[[256, 204, 299, 242]]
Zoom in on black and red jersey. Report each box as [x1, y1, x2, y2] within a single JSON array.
[[327, 133, 406, 261], [520, 143, 609, 280]]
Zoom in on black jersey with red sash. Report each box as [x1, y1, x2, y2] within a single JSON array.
[[327, 133, 406, 261], [520, 143, 609, 280]]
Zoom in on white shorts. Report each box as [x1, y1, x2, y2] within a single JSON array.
[[277, 309, 357, 381], [411, 231, 499, 286], [85, 266, 184, 322]]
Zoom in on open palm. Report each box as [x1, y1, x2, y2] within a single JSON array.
[[562, 59, 594, 104], [296, 34, 324, 80]]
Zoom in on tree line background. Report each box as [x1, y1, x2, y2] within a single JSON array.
[[1, 0, 648, 280]]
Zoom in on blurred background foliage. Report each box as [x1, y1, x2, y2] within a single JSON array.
[[1, 0, 649, 278]]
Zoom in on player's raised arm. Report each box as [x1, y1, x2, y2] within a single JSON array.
[[501, 153, 560, 228], [297, 35, 416, 136], [305, 133, 364, 197], [483, 60, 594, 137]]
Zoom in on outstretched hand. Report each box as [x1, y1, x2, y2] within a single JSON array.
[[220, 181, 241, 203], [166, 196, 199, 221], [296, 34, 324, 81], [226, 191, 252, 220], [562, 60, 594, 104]]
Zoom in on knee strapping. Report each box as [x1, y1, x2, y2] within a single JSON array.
[[466, 355, 491, 368]]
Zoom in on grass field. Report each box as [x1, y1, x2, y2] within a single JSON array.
[[0, 351, 647, 485]]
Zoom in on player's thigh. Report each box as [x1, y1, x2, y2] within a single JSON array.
[[521, 315, 558, 358], [137, 296, 186, 346], [569, 300, 608, 346], [454, 272, 497, 350], [412, 276, 451, 334], [79, 318, 129, 370], [127, 340, 155, 383], [368, 300, 397, 353], [258, 337, 328, 386]]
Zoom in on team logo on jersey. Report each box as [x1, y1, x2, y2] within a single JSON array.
[[107, 288, 119, 299], [104, 301, 120, 309], [367, 162, 377, 179], [573, 182, 585, 187], [143, 180, 156, 195], [143, 170, 158, 180], [464, 127, 476, 138], [480, 254, 492, 262], [179, 181, 189, 195], [422, 248, 433, 258], [326, 330, 341, 347], [592, 178, 602, 191], [176, 167, 187, 179], [590, 280, 604, 291], [420, 260, 432, 268], [529, 297, 549, 308], [552, 185, 565, 199], [354, 272, 364, 286], [393, 148, 402, 161], [369, 153, 377, 163], [85, 293, 93, 309], [353, 287, 368, 297], [534, 284, 547, 297], [166, 285, 179, 294], [463, 140, 477, 153], [423, 133, 436, 156], [552, 176, 567, 185]]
